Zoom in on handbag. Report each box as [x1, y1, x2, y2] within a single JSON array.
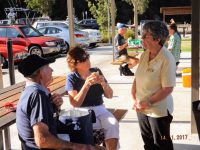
[[57, 108, 96, 145]]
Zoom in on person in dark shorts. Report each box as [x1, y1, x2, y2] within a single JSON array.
[[16, 55, 99, 150], [114, 23, 139, 76]]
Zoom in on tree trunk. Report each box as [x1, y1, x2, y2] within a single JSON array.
[[134, 4, 138, 39]]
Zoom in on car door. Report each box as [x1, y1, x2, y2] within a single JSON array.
[[6, 27, 28, 47], [0, 27, 7, 44]]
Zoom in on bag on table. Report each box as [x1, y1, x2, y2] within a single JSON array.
[[58, 108, 96, 145]]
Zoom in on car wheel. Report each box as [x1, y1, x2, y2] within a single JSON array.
[[64, 42, 70, 54], [89, 43, 96, 47], [29, 46, 43, 57], [0, 55, 8, 69]]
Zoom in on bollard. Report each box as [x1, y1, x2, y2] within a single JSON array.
[[7, 39, 15, 85], [182, 68, 191, 88]]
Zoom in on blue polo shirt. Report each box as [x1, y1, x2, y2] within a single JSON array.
[[65, 68, 104, 107], [16, 83, 57, 149]]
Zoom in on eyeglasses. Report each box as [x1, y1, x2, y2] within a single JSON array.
[[141, 33, 153, 39]]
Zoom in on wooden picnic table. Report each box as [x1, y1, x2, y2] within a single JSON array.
[[0, 76, 127, 149]]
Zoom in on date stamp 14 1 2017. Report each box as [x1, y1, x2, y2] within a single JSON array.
[[161, 134, 188, 141]]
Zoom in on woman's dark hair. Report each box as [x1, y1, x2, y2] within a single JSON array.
[[169, 23, 178, 32], [169, 23, 181, 39], [143, 21, 169, 46], [66, 46, 90, 71]]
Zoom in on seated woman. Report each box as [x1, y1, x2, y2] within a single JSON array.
[[65, 47, 119, 150]]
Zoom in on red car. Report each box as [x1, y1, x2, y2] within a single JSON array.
[[0, 44, 28, 68], [0, 25, 68, 56]]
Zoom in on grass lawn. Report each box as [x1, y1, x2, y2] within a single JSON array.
[[181, 38, 191, 52], [128, 38, 191, 52]]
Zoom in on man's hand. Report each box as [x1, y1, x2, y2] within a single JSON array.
[[51, 93, 63, 108]]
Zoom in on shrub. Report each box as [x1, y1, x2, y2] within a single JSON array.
[[124, 28, 135, 39]]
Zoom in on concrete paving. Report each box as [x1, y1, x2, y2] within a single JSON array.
[[1, 45, 199, 150]]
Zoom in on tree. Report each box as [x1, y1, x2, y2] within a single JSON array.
[[87, 0, 111, 31], [124, 0, 149, 38], [25, 0, 55, 17]]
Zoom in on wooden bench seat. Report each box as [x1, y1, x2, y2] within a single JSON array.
[[0, 76, 66, 131]]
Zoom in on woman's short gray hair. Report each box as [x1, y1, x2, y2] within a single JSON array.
[[143, 21, 169, 46]]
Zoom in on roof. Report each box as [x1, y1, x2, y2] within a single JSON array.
[[160, 6, 192, 15]]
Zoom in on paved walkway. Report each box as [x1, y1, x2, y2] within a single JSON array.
[[2, 46, 199, 149]]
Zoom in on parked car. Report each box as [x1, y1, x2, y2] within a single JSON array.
[[139, 20, 154, 35], [37, 26, 89, 49], [73, 23, 101, 47], [0, 44, 28, 68], [33, 20, 101, 47], [0, 24, 68, 56], [78, 19, 99, 30], [81, 29, 101, 46], [0, 19, 10, 25], [32, 20, 89, 48], [32, 21, 89, 48]]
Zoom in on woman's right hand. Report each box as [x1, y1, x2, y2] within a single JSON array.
[[85, 74, 98, 87]]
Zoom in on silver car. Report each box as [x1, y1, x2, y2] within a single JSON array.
[[33, 21, 89, 49]]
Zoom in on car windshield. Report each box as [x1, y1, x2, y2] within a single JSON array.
[[19, 26, 43, 37]]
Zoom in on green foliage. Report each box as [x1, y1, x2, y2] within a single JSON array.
[[123, 0, 149, 14], [87, 0, 112, 31], [25, 0, 55, 16], [101, 31, 113, 43], [124, 29, 135, 39]]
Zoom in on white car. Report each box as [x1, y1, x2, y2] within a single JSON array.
[[37, 26, 89, 49], [33, 20, 101, 47], [74, 24, 101, 47], [82, 29, 101, 46], [32, 20, 89, 49]]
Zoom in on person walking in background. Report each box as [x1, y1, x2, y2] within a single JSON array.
[[131, 21, 176, 150], [114, 23, 139, 76], [65, 47, 119, 150], [170, 18, 175, 25], [16, 55, 97, 150], [168, 23, 182, 67]]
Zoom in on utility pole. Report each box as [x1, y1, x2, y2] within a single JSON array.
[[67, 0, 75, 48], [134, 3, 138, 39], [110, 0, 116, 61], [107, 0, 111, 44]]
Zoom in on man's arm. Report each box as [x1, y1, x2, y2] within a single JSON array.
[[33, 122, 95, 150], [117, 42, 128, 51]]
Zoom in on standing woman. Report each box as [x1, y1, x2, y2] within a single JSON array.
[[65, 47, 119, 150], [168, 23, 181, 66], [131, 21, 176, 150]]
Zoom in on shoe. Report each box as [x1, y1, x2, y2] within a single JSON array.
[[122, 64, 134, 76]]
